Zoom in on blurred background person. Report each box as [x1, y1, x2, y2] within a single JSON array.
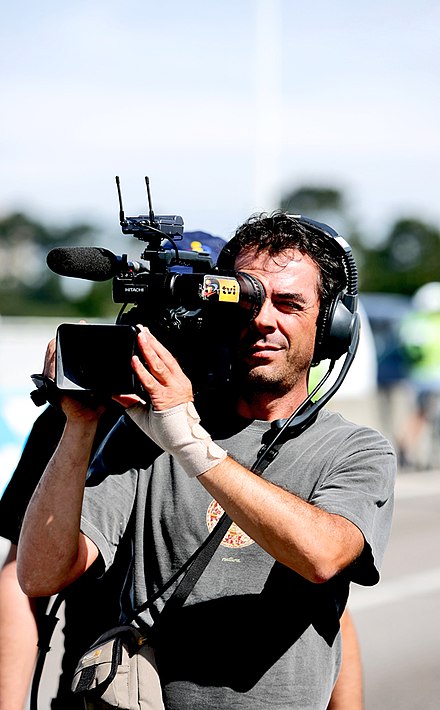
[[398, 282, 440, 469]]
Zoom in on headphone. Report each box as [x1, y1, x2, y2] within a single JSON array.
[[216, 214, 360, 365]]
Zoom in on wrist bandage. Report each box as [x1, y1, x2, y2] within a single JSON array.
[[126, 401, 227, 478]]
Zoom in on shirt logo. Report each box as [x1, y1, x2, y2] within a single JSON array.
[[206, 499, 254, 549]]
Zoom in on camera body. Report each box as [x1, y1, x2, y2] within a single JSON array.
[[52, 177, 265, 397]]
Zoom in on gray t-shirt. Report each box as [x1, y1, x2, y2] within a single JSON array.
[[81, 408, 395, 710]]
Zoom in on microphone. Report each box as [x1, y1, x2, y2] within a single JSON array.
[[46, 247, 145, 281]]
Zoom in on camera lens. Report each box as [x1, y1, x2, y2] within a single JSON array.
[[235, 272, 266, 319]]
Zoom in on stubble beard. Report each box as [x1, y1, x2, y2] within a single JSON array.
[[236, 351, 312, 401]]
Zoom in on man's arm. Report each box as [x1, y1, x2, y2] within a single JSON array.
[[17, 404, 100, 597], [0, 544, 39, 710], [197, 458, 364, 583], [327, 609, 364, 710]]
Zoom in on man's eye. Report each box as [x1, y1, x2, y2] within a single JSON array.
[[275, 301, 303, 313]]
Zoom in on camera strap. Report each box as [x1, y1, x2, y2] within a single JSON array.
[[131, 509, 232, 640]]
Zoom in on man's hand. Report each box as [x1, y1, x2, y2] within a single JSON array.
[[115, 326, 194, 411], [42, 333, 106, 423], [42, 335, 57, 381], [118, 327, 227, 478]]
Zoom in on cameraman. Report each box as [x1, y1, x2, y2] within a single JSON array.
[[0, 237, 360, 710], [17, 213, 395, 709]]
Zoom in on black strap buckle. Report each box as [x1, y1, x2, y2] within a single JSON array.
[[30, 374, 60, 408]]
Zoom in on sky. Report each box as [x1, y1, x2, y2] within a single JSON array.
[[1, 0, 439, 256]]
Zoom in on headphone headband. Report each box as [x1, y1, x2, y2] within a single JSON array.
[[287, 214, 358, 300]]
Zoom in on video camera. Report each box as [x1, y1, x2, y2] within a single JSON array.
[[48, 177, 265, 397]]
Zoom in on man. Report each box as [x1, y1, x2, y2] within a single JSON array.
[[17, 213, 395, 709]]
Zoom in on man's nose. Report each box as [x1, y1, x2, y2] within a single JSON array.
[[252, 298, 276, 332]]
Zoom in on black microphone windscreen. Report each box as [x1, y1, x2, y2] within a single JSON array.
[[47, 247, 118, 281]]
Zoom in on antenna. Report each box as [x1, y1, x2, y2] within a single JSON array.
[[145, 176, 156, 225], [115, 176, 125, 223], [115, 175, 184, 242]]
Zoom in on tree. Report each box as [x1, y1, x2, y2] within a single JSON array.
[[280, 185, 345, 222], [361, 218, 440, 295], [0, 212, 116, 317], [278, 184, 368, 283], [278, 185, 440, 296]]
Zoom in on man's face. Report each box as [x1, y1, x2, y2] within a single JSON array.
[[234, 247, 321, 396]]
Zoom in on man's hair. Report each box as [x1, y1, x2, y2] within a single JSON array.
[[228, 212, 347, 308]]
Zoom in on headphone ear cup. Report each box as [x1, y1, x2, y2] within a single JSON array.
[[313, 294, 357, 363]]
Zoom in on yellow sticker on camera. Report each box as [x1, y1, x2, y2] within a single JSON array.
[[202, 275, 240, 303]]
